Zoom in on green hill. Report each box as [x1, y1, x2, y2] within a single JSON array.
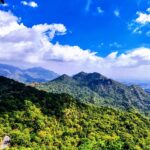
[[37, 74, 105, 105], [37, 72, 150, 115], [0, 77, 150, 149]]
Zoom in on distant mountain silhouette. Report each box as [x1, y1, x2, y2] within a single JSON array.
[[0, 64, 59, 83]]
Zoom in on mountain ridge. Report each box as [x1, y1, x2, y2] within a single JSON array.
[[0, 76, 150, 149], [37, 72, 150, 115], [0, 63, 59, 83]]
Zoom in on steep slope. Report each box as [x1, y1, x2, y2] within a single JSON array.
[[0, 77, 150, 149], [37, 74, 105, 105], [37, 72, 150, 115], [73, 72, 150, 114], [0, 64, 59, 83]]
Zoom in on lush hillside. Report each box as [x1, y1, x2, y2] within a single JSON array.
[[0, 64, 59, 83], [37, 74, 106, 105], [0, 77, 150, 149], [37, 72, 150, 115]]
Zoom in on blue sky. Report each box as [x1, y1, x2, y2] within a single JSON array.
[[1, 0, 150, 55], [0, 0, 150, 80]]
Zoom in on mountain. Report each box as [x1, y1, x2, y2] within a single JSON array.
[[24, 67, 59, 82], [37, 74, 106, 105], [37, 72, 150, 115], [0, 64, 59, 83], [0, 77, 150, 149], [121, 80, 150, 93]]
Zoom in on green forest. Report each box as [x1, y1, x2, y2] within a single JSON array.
[[0, 77, 150, 149], [37, 73, 150, 116]]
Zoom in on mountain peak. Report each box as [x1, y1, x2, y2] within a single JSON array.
[[60, 74, 71, 79], [88, 72, 106, 79], [0, 63, 59, 83], [73, 72, 107, 81], [76, 71, 88, 76], [52, 74, 72, 82], [37, 71, 150, 115]]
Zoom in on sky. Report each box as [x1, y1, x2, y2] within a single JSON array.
[[0, 0, 150, 81]]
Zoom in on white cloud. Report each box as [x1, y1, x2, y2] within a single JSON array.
[[1, 3, 9, 7], [97, 7, 104, 14], [21, 1, 38, 8], [129, 9, 150, 35], [133, 27, 142, 34], [85, 0, 92, 12], [107, 52, 118, 60], [0, 10, 101, 72], [110, 47, 150, 67], [114, 9, 120, 17], [147, 7, 150, 13], [1, 10, 150, 80], [32, 24, 67, 39], [136, 12, 150, 24]]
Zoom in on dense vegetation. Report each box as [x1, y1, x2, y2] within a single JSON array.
[[37, 72, 150, 116], [0, 77, 150, 149], [37, 74, 106, 105]]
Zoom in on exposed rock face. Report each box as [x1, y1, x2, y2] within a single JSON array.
[[0, 136, 10, 150]]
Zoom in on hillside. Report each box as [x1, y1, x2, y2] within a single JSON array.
[[37, 74, 105, 105], [0, 64, 59, 83], [0, 77, 150, 149], [37, 72, 150, 115]]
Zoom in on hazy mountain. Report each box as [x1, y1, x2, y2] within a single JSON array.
[[0, 76, 150, 149], [0, 64, 59, 83], [121, 80, 150, 93], [37, 72, 150, 115]]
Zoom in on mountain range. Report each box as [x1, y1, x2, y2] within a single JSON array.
[[122, 80, 150, 93], [0, 76, 150, 149], [0, 63, 150, 115], [37, 72, 150, 115], [0, 64, 59, 83]]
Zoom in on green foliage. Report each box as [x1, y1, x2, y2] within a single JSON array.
[[0, 77, 150, 149], [37, 72, 150, 115], [37, 74, 105, 106]]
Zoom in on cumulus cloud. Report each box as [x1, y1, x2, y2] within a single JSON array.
[[1, 10, 150, 80], [21, 1, 38, 8], [136, 11, 150, 24], [0, 10, 102, 72], [109, 47, 150, 67], [129, 8, 150, 35]]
